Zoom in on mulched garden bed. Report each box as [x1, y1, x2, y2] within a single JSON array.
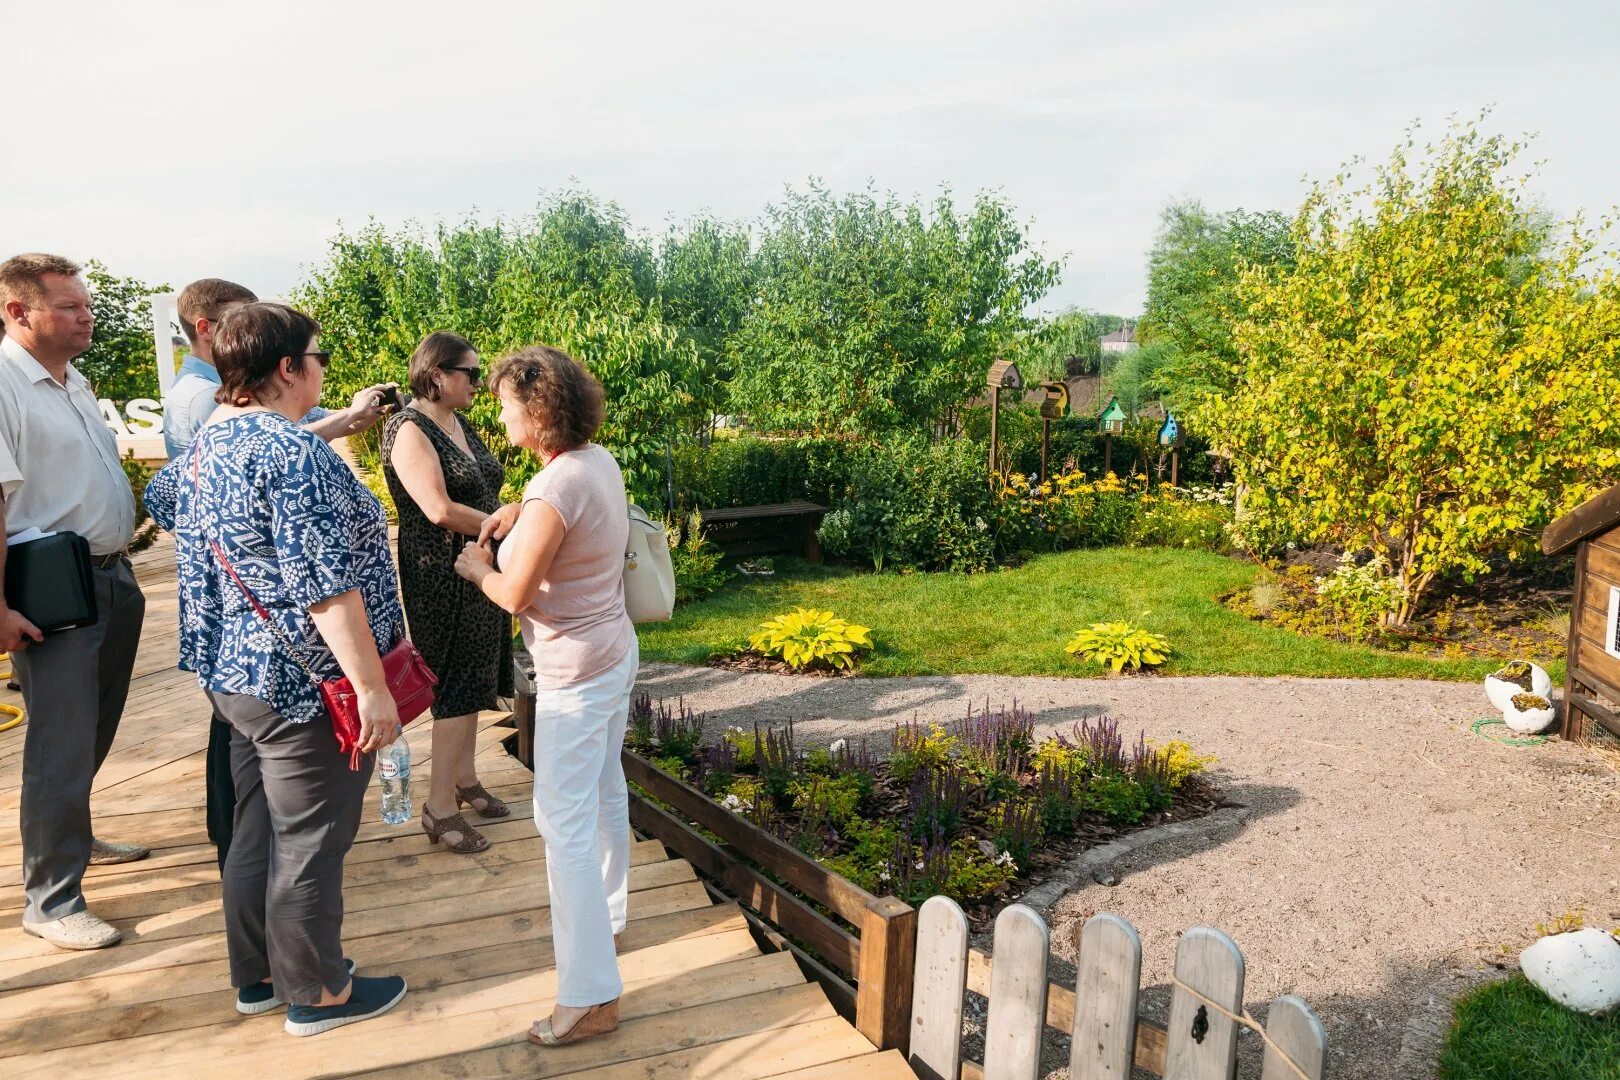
[[706, 651, 858, 677], [627, 695, 1220, 929], [1224, 546, 1574, 663]]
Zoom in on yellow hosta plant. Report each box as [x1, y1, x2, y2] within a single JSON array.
[[1065, 622, 1171, 672], [749, 608, 873, 670]]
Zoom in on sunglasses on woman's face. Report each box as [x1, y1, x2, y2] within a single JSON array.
[[448, 365, 482, 382], [301, 351, 332, 369]]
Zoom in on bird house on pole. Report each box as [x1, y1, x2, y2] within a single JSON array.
[[1158, 412, 1184, 486], [1098, 396, 1126, 476], [986, 359, 1023, 485], [1037, 381, 1068, 483]]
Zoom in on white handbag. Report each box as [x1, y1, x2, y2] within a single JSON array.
[[623, 504, 675, 623]]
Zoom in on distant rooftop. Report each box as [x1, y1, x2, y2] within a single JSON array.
[[1101, 326, 1135, 344]]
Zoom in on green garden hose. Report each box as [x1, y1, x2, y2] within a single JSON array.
[[1470, 716, 1547, 747]]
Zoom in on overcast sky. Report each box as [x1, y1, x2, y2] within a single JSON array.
[[5, 0, 1615, 316]]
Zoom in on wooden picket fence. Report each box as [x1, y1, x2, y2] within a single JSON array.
[[908, 898, 1327, 1080]]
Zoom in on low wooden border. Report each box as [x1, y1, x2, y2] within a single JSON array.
[[620, 749, 916, 1051]]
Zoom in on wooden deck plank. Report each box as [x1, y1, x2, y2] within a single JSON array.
[[563, 1016, 880, 1079], [0, 900, 746, 1027], [345, 977, 834, 1080], [0, 926, 764, 1059], [59, 954, 818, 1080], [769, 1049, 918, 1078]]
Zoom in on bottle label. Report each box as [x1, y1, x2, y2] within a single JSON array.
[[379, 759, 399, 780]]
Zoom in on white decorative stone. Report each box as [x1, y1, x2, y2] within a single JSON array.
[[1521, 929, 1620, 1016], [1485, 660, 1552, 713]]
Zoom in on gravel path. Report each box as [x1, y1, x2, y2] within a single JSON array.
[[637, 663, 1620, 1079]]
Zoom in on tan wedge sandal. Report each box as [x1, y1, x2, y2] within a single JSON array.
[[455, 782, 511, 818], [528, 999, 619, 1047], [421, 806, 490, 854]]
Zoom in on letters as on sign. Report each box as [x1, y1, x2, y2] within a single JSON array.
[[99, 399, 165, 436]]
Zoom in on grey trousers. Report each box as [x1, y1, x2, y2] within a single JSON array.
[[14, 559, 145, 923], [210, 691, 372, 1005]]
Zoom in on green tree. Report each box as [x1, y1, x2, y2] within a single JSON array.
[[656, 216, 755, 431], [1017, 308, 1128, 382], [1199, 118, 1620, 622], [293, 192, 701, 504], [78, 261, 170, 401], [727, 183, 1062, 434], [1139, 201, 1293, 410]]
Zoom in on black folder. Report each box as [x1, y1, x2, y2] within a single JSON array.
[[4, 531, 98, 633]]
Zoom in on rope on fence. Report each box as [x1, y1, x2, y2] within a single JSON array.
[[1169, 974, 1313, 1080]]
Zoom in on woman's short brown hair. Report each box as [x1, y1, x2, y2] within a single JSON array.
[[212, 302, 321, 407], [408, 331, 474, 401], [489, 346, 605, 455]]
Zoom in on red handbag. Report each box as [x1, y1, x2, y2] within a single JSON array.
[[193, 445, 438, 769]]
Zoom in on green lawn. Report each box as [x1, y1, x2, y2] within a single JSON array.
[[640, 548, 1538, 681], [1440, 976, 1620, 1080]]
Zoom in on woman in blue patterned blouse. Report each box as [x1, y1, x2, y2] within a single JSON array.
[[145, 303, 410, 1037]]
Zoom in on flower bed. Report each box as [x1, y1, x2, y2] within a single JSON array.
[[626, 696, 1218, 924]]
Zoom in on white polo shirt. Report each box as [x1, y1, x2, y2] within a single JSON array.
[[0, 335, 136, 555]]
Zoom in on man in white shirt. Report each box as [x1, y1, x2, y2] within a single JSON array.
[[0, 253, 149, 950]]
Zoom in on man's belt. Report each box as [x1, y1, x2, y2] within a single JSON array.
[[90, 551, 129, 569]]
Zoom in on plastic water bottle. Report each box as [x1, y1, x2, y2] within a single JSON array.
[[378, 740, 412, 825]]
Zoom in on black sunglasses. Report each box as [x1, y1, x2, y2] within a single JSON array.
[[447, 365, 482, 382], [300, 351, 332, 369]]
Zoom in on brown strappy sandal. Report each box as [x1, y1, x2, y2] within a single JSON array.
[[455, 782, 511, 818], [421, 806, 490, 853], [527, 999, 619, 1047]]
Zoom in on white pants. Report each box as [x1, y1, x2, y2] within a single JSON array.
[[530, 639, 637, 1007]]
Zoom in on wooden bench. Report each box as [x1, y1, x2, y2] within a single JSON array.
[[699, 500, 827, 563]]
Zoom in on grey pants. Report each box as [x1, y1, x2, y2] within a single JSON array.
[[210, 691, 373, 1005], [14, 559, 145, 923]]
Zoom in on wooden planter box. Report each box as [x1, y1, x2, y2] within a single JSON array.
[[506, 677, 917, 1052]]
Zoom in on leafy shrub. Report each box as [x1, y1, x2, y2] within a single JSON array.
[[1086, 771, 1149, 823], [721, 725, 758, 767], [1144, 739, 1216, 790], [749, 608, 873, 671], [674, 435, 853, 509], [1314, 552, 1406, 640], [1126, 486, 1233, 551], [889, 720, 959, 784], [627, 693, 657, 753], [907, 767, 968, 841], [990, 798, 1042, 869], [1036, 762, 1084, 836], [757, 721, 798, 803], [665, 509, 730, 605], [122, 451, 162, 554], [1031, 736, 1083, 774], [789, 773, 865, 826], [818, 436, 1003, 573], [1065, 622, 1172, 672]]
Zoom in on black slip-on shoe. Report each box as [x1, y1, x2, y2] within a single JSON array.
[[237, 959, 356, 1016], [283, 974, 407, 1036]]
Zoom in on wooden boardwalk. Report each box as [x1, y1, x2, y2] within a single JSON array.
[[0, 542, 910, 1078]]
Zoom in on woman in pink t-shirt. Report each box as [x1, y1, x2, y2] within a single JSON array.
[[453, 346, 634, 1049]]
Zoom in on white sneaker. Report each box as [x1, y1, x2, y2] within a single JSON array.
[[89, 838, 150, 865], [22, 910, 123, 950]]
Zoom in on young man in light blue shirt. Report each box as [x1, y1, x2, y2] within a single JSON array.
[[166, 278, 396, 457], [165, 278, 398, 872]]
